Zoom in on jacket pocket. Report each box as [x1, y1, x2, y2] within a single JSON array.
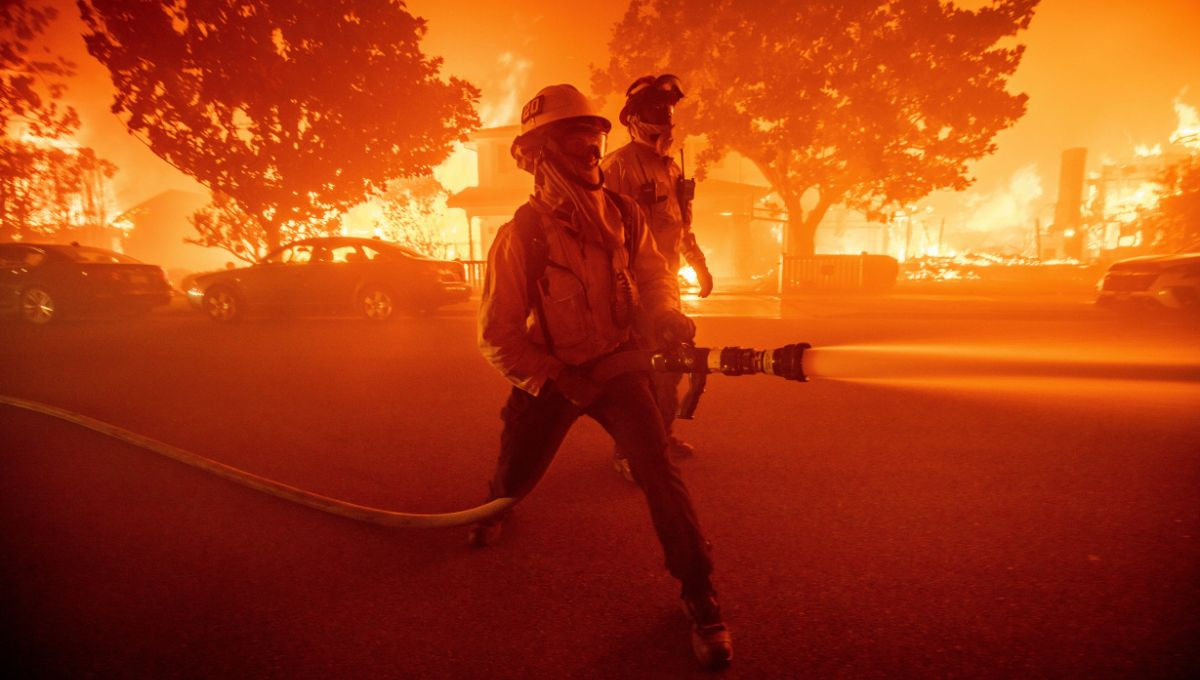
[[537, 268, 590, 349]]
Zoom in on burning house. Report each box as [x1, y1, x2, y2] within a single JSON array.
[[1074, 98, 1200, 259], [445, 125, 527, 263], [117, 189, 229, 277]]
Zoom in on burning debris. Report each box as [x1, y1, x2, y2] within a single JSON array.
[[902, 252, 1090, 285], [1083, 97, 1200, 254]]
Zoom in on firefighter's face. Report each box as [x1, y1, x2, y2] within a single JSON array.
[[637, 100, 675, 127], [548, 123, 607, 183]]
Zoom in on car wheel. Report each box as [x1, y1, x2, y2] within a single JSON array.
[[203, 285, 243, 323], [358, 284, 396, 322], [20, 286, 57, 324], [19, 286, 57, 326]]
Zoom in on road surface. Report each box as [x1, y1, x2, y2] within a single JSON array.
[[2, 292, 1197, 678]]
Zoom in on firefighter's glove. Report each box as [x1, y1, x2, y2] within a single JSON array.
[[654, 309, 697, 346], [552, 365, 602, 409], [694, 261, 714, 298]]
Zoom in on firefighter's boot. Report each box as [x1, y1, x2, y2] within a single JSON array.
[[682, 592, 733, 669]]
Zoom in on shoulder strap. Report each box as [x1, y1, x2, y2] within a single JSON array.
[[603, 188, 638, 266], [513, 204, 548, 284], [512, 204, 555, 357]]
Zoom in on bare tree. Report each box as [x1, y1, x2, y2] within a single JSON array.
[[376, 174, 447, 257], [187, 190, 339, 264]]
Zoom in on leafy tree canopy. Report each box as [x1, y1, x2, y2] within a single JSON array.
[[1141, 155, 1200, 252], [79, 0, 480, 251], [594, 0, 1037, 255], [1, 0, 78, 138]]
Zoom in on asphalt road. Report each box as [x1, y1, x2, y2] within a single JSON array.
[[1, 293, 1198, 678]]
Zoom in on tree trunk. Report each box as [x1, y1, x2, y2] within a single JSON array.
[[783, 192, 833, 257], [745, 157, 836, 257], [781, 192, 811, 257], [0, 184, 9, 241], [263, 218, 281, 257]]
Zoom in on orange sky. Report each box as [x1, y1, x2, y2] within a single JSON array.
[[37, 0, 1200, 224]]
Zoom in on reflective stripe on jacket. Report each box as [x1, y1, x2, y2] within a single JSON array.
[[478, 194, 679, 396]]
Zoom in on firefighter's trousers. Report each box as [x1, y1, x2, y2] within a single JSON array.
[[487, 370, 714, 595]]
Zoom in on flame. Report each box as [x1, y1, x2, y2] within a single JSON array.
[[954, 165, 1045, 252], [1134, 144, 1162, 158], [678, 264, 699, 287], [336, 142, 481, 259], [1169, 97, 1200, 151], [341, 51, 534, 258], [433, 142, 478, 195], [18, 130, 80, 151], [1104, 181, 1161, 224], [479, 52, 532, 127]]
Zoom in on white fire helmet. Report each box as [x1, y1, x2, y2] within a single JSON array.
[[511, 84, 611, 161]]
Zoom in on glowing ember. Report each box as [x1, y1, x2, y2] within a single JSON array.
[[902, 252, 1087, 283]]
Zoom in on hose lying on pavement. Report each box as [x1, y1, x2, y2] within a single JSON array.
[[0, 394, 515, 528]]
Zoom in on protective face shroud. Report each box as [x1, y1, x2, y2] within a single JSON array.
[[515, 120, 608, 188], [618, 74, 685, 127]]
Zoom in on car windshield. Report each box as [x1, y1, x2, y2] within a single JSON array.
[[366, 241, 423, 259], [55, 246, 141, 264]]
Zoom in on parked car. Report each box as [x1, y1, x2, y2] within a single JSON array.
[[1095, 243, 1200, 312], [187, 237, 471, 322], [0, 242, 172, 324]]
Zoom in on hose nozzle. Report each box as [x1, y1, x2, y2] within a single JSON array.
[[651, 343, 811, 381]]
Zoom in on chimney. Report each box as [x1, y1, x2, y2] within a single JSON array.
[[1053, 147, 1088, 258]]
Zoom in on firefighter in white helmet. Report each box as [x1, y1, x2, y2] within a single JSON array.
[[471, 83, 733, 669], [603, 74, 713, 480]]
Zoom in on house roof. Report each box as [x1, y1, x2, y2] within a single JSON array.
[[693, 179, 773, 201], [447, 185, 528, 213], [462, 125, 521, 149], [113, 189, 208, 221]]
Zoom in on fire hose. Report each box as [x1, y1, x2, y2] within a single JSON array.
[[0, 343, 812, 528]]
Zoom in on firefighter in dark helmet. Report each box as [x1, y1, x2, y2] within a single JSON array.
[[603, 74, 713, 481]]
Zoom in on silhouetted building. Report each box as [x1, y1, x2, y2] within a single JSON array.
[[118, 189, 228, 275], [446, 125, 526, 261]]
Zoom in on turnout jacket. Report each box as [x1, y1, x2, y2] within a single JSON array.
[[479, 193, 680, 396], [602, 141, 706, 273]]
